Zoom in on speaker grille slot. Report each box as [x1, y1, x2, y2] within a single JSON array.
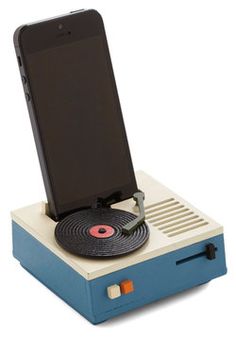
[[145, 198, 208, 237]]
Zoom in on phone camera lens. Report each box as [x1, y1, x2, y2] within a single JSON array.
[[58, 23, 63, 30]]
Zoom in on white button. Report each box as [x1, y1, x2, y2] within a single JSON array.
[[107, 284, 121, 299]]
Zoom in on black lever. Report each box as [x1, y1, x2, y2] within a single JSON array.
[[122, 191, 145, 235], [205, 243, 216, 260]]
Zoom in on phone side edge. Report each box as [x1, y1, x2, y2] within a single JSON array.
[[13, 25, 60, 221]]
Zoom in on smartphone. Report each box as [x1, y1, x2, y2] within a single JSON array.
[[14, 9, 137, 221]]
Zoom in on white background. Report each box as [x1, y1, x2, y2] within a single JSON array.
[[1, 0, 235, 335]]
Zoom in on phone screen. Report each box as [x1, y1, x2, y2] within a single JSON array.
[[24, 28, 137, 216]]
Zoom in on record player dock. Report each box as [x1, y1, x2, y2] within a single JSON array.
[[12, 10, 227, 324], [11, 171, 227, 324]]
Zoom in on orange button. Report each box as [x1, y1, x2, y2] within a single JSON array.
[[120, 280, 134, 294]]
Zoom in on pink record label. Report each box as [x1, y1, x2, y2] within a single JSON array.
[[89, 224, 115, 238]]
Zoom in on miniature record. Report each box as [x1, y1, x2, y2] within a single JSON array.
[[55, 208, 149, 257]]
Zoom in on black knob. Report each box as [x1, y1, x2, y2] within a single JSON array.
[[206, 243, 216, 260]]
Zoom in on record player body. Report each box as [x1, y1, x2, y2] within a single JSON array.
[[11, 171, 227, 324]]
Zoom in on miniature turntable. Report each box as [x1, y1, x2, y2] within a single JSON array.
[[11, 171, 227, 324], [12, 10, 227, 325]]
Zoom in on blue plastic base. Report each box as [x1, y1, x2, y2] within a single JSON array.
[[12, 221, 227, 324]]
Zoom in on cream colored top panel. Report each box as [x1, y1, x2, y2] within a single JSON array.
[[11, 171, 223, 280]]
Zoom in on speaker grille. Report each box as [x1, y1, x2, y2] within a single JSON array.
[[145, 198, 208, 237]]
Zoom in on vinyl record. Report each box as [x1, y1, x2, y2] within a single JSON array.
[[55, 207, 149, 257]]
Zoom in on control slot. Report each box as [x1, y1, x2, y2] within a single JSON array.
[[176, 243, 217, 265]]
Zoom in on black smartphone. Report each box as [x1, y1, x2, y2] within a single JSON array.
[[14, 9, 137, 221]]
